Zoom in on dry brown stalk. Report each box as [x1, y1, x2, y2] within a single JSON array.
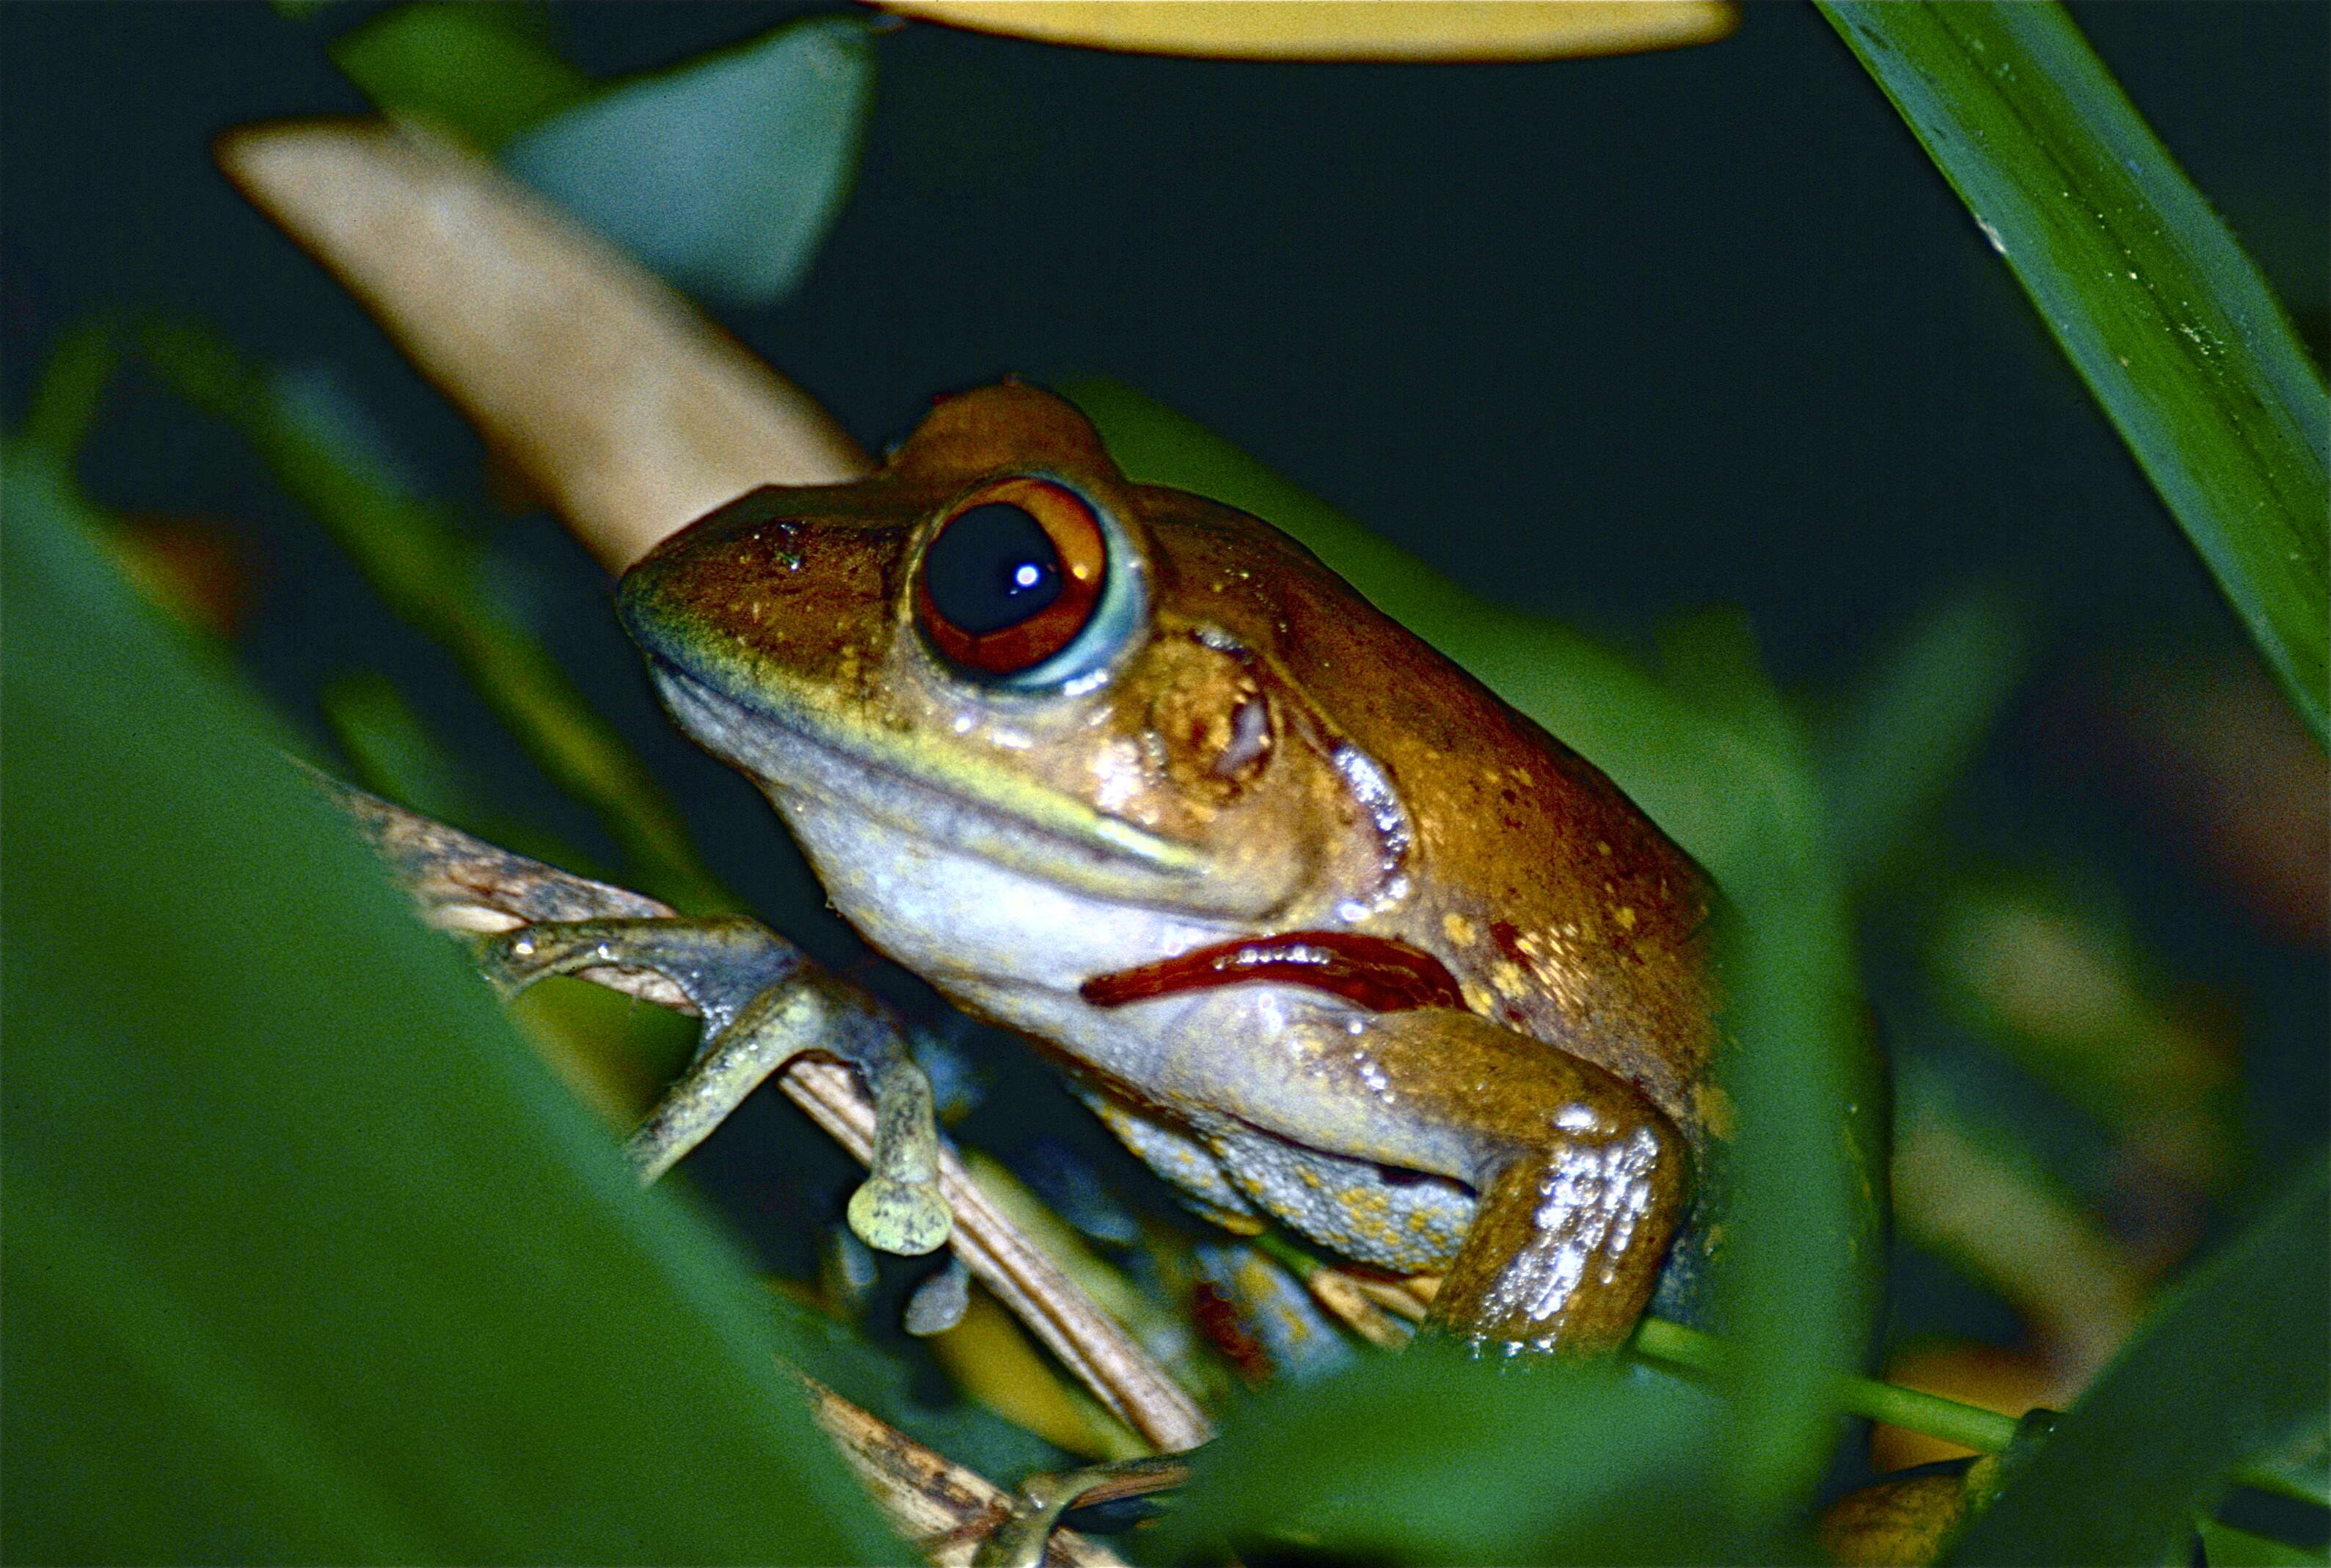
[[800, 1375, 1131, 1568]]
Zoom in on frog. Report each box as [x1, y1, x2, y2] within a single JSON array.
[[508, 380, 1719, 1352]]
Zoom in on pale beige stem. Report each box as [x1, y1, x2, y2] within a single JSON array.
[[215, 117, 869, 571]]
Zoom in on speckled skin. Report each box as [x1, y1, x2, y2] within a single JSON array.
[[619, 384, 1720, 1350]]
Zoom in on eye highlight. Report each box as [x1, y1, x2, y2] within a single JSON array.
[[916, 477, 1134, 685]]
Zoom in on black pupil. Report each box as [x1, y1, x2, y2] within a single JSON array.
[[923, 503, 1063, 634]]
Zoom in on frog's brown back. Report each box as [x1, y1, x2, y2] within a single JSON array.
[[1136, 484, 1719, 1138]]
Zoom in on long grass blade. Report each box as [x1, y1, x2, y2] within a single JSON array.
[[1821, 1, 2328, 745]]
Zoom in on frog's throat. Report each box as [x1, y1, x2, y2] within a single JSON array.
[[647, 659, 1214, 885]]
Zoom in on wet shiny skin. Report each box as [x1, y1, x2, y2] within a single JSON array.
[[619, 384, 1721, 1350]]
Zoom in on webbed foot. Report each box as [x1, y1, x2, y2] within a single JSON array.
[[481, 916, 950, 1255]]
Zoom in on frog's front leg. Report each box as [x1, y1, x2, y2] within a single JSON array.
[[1178, 1002, 1688, 1352], [479, 916, 949, 1255]]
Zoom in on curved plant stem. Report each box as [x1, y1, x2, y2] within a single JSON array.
[[1630, 1316, 2329, 1509]]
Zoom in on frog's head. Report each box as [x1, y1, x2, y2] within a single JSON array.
[[619, 382, 1396, 927]]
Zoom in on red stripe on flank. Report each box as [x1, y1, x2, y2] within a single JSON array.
[[1080, 930, 1462, 1014]]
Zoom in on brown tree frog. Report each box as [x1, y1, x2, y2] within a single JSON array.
[[519, 382, 1720, 1352]]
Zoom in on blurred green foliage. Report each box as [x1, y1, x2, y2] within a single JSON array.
[[139, 318, 734, 916], [0, 443, 892, 1564], [1159, 1345, 1734, 1564], [1948, 1149, 2328, 1565], [336, 3, 874, 307], [332, 3, 591, 150], [503, 15, 875, 307]]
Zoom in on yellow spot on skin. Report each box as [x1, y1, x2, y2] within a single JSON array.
[[1442, 912, 1478, 947], [1615, 905, 1638, 931], [1596, 839, 1613, 856], [1460, 981, 1498, 1017], [1694, 1079, 1737, 1141], [1489, 961, 1530, 1001], [1511, 768, 1533, 788], [1338, 1187, 1394, 1246]]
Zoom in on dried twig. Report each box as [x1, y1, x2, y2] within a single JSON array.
[[800, 1376, 1134, 1568], [216, 117, 867, 572], [1302, 1266, 1417, 1351]]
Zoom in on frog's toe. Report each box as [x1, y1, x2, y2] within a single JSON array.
[[903, 1255, 971, 1335], [847, 1175, 952, 1255]]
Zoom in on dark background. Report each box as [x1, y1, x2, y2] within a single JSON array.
[[8, 4, 2325, 663], [5, 0, 2324, 1407]]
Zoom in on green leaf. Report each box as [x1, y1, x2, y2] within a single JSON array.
[[503, 17, 876, 309], [1817, 586, 2032, 886], [1153, 1343, 1737, 1563], [1658, 614, 1883, 1514], [0, 447, 894, 1564], [15, 314, 120, 457], [1947, 1147, 2330, 1566], [1818, 1, 2329, 745], [2197, 1517, 2329, 1568], [331, 2, 593, 152]]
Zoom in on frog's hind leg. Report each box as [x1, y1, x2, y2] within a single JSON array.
[[1175, 1001, 1688, 1353], [1379, 1019, 1685, 1353], [1431, 1113, 1678, 1353], [479, 916, 949, 1255]]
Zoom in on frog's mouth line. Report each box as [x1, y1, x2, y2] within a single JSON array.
[[646, 657, 1216, 886]]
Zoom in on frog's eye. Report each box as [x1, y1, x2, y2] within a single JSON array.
[[915, 477, 1139, 687]]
